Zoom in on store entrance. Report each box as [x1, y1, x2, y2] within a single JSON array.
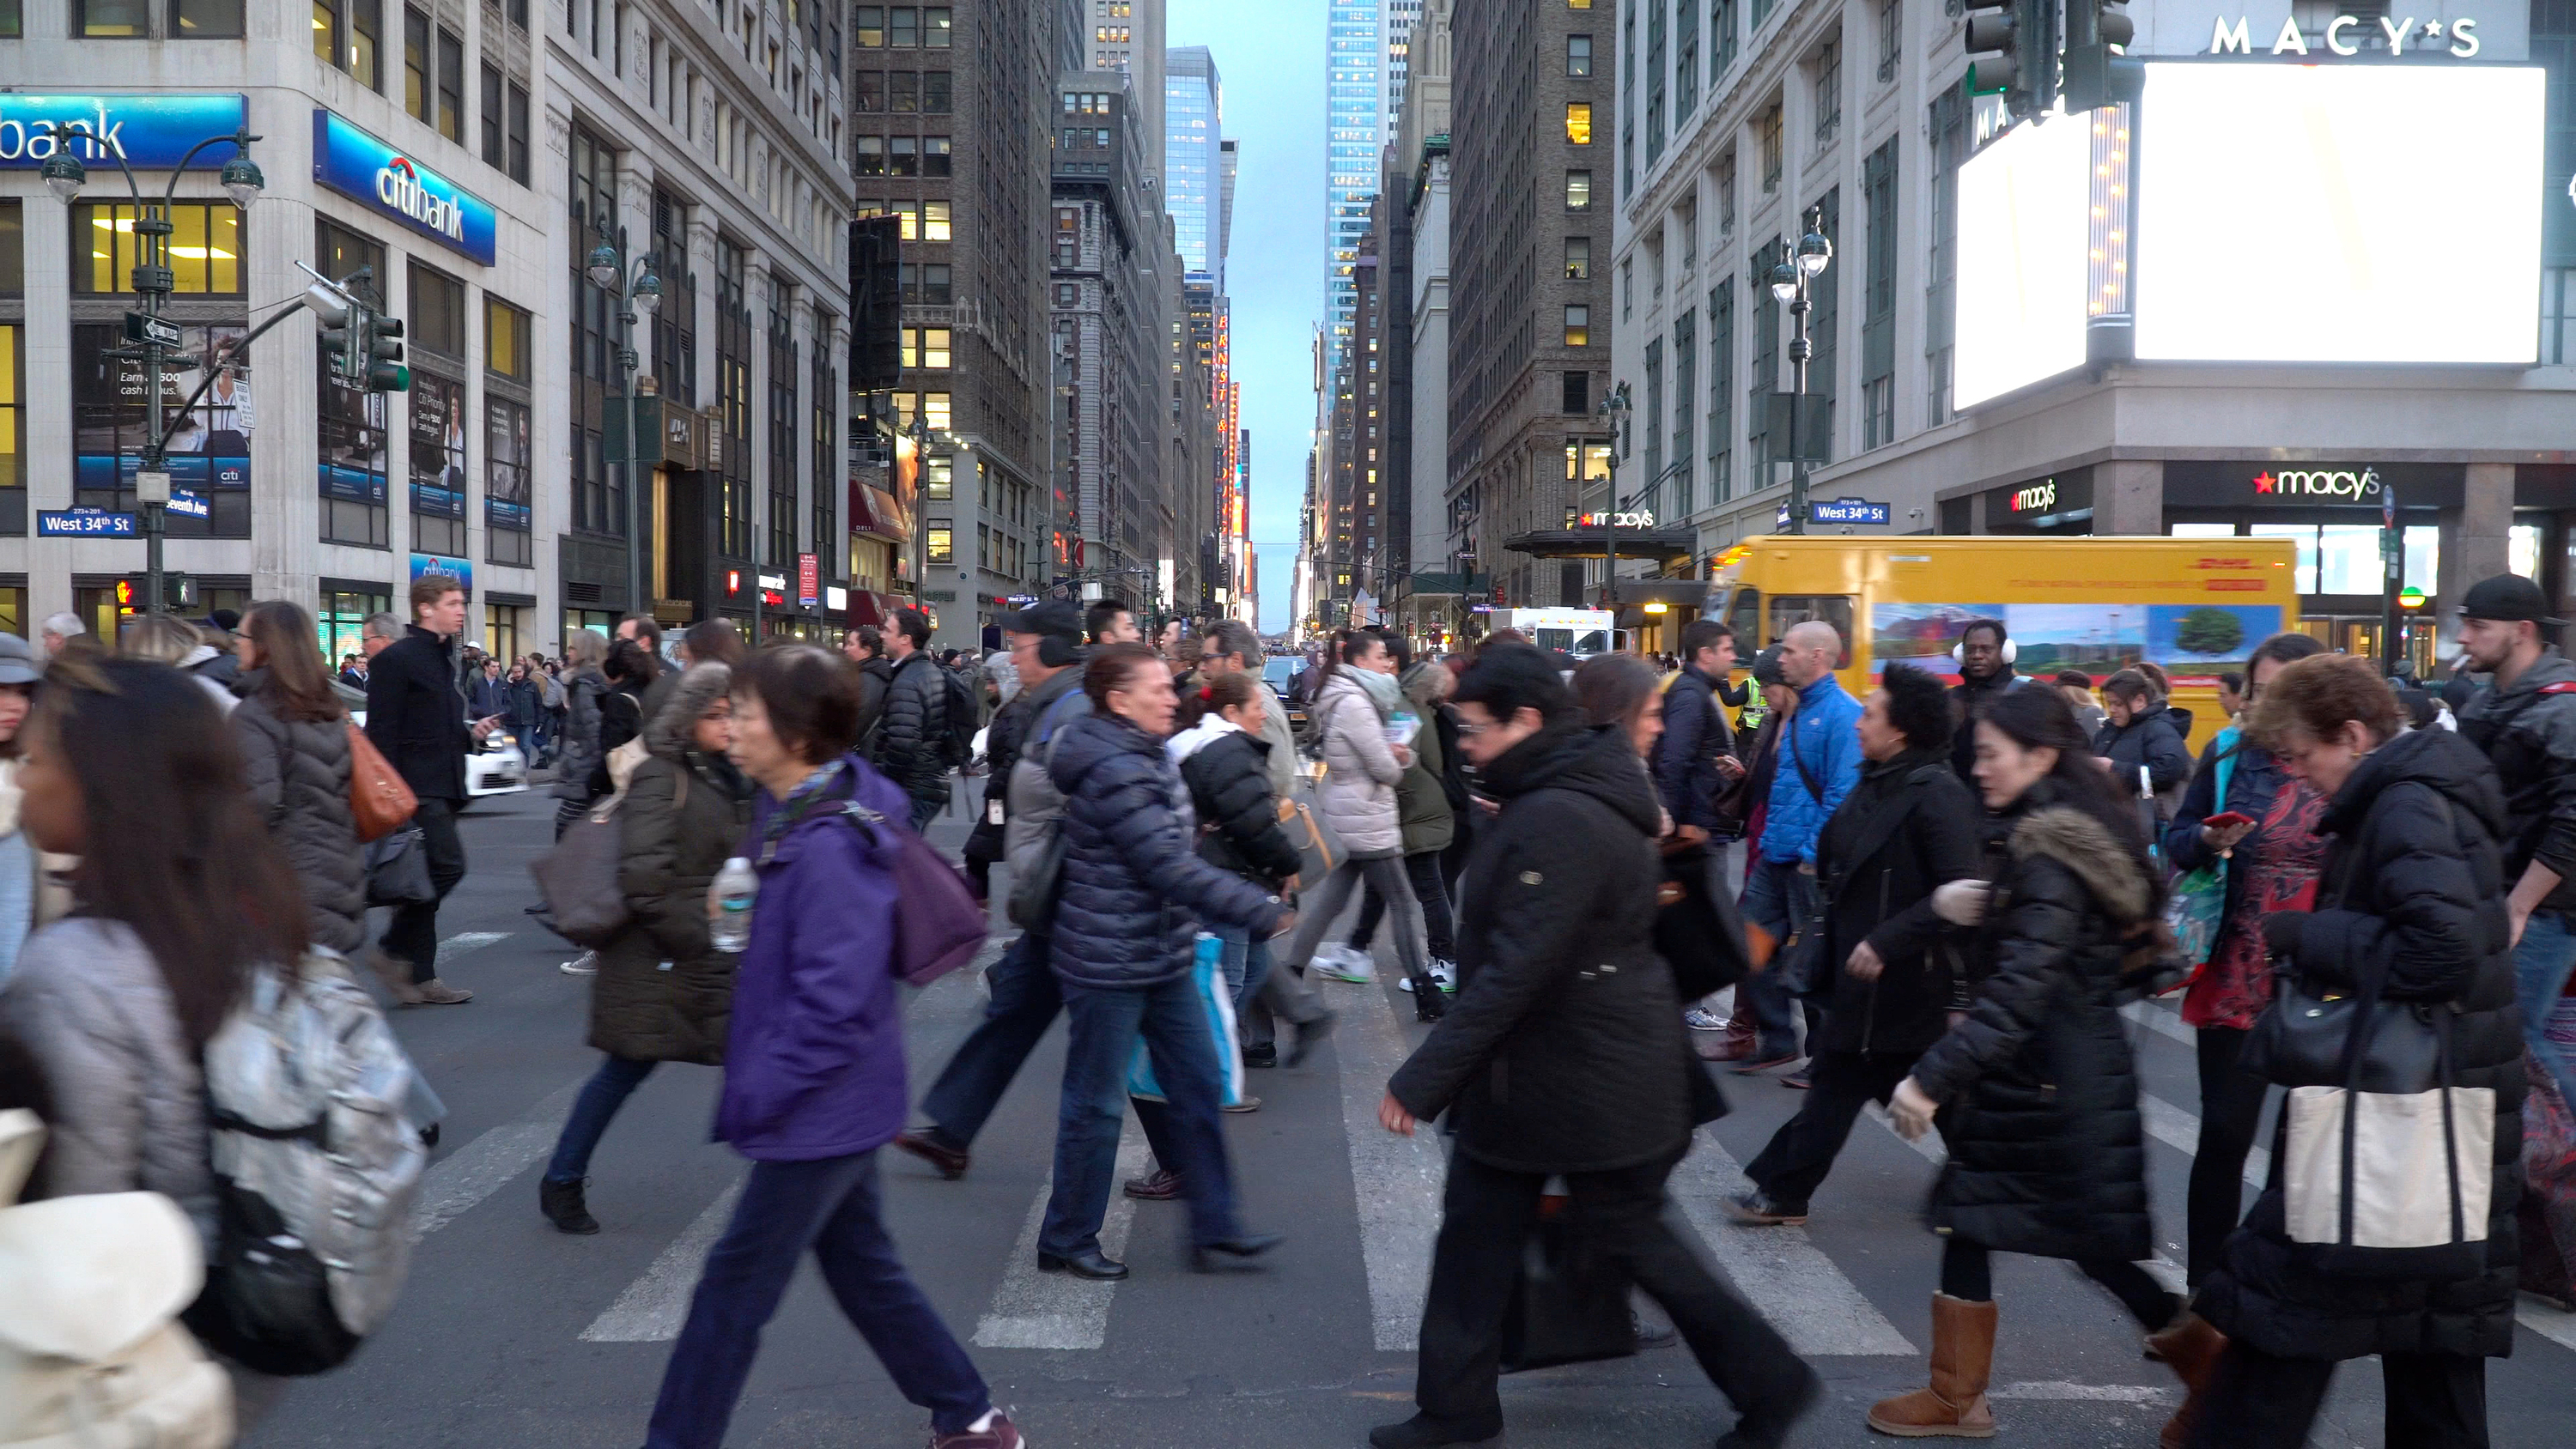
[[2295, 615, 2439, 677]]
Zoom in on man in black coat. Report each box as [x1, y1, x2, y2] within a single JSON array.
[[871, 606, 952, 830], [1652, 619, 1744, 839], [1372, 643, 1816, 1449], [363, 573, 494, 1006], [1729, 664, 1982, 1224], [1947, 617, 2020, 783]]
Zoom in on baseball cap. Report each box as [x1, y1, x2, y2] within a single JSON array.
[[999, 598, 1084, 640], [2458, 573, 2566, 628], [0, 634, 39, 686], [1749, 644, 1788, 688]]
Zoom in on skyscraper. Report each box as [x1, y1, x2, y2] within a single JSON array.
[[1165, 47, 1224, 281], [1326, 0, 1382, 356]]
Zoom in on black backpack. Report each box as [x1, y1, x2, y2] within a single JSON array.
[[938, 666, 979, 767]]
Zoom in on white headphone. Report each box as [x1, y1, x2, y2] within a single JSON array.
[[1950, 623, 2017, 666]]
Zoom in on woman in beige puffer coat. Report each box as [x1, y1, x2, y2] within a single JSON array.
[[1278, 629, 1441, 1015]]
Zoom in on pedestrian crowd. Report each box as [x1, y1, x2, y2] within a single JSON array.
[[2, 567, 2573, 1449]]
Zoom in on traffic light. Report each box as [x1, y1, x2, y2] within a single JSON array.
[[1965, 0, 2057, 118], [319, 305, 361, 389], [848, 214, 902, 391], [2062, 1, 2143, 112], [365, 313, 409, 393]]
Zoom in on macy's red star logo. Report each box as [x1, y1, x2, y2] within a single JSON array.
[[2252, 471, 2278, 494]]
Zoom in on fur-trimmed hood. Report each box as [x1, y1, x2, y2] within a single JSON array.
[[2007, 803, 2156, 925], [647, 662, 732, 760]]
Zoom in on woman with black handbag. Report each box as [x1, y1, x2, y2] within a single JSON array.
[[2184, 653, 2522, 1449]]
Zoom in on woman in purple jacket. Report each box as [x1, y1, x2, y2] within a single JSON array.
[[642, 646, 1018, 1449]]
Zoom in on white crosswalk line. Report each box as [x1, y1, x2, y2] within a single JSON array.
[[437, 931, 511, 965], [580, 1177, 745, 1342], [2138, 1090, 2269, 1189], [1669, 1126, 1917, 1356], [406, 1076, 581, 1242], [970, 1119, 1146, 1350], [2120, 997, 2196, 1048], [1333, 979, 1449, 1351]]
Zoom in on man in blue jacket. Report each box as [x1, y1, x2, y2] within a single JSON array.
[[1737, 620, 1862, 1074]]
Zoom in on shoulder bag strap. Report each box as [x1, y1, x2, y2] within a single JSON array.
[[1789, 718, 1826, 806]]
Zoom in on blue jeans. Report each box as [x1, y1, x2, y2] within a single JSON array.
[[917, 933, 1063, 1146], [645, 1149, 990, 1447], [1042, 975, 1244, 1257], [1215, 926, 1273, 1010], [544, 1053, 658, 1183], [2517, 911, 2576, 1108], [1739, 856, 1817, 1058]]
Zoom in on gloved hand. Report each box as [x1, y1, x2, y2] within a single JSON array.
[[2261, 911, 2310, 960]]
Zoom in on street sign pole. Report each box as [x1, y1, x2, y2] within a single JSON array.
[[2381, 475, 2402, 674]]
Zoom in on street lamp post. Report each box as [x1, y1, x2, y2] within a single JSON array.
[[43, 129, 264, 618], [586, 230, 661, 626], [1595, 381, 1631, 609], [1769, 210, 1833, 537]]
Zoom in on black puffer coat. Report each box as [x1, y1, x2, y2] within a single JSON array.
[[1388, 724, 1694, 1175], [591, 665, 755, 1065], [552, 665, 609, 802], [1812, 746, 1984, 1057], [1911, 781, 2155, 1264], [1171, 720, 1302, 888], [2093, 709, 2192, 811], [230, 676, 365, 955], [873, 652, 951, 813], [2197, 725, 2524, 1362], [1045, 712, 1285, 990]]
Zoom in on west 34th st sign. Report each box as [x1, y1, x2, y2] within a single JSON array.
[[2209, 13, 2483, 57]]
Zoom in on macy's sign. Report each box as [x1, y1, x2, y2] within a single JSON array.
[[2252, 467, 2381, 500]]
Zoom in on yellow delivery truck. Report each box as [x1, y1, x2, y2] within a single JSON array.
[[1708, 537, 2305, 754]]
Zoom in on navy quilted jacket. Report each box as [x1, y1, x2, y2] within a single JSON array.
[[1044, 712, 1285, 990]]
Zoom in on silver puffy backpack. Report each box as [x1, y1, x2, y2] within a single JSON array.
[[185, 954, 427, 1375]]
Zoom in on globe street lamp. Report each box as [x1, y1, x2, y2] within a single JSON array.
[[1771, 209, 1832, 536], [588, 227, 660, 620], [1595, 380, 1631, 609], [42, 128, 264, 617]]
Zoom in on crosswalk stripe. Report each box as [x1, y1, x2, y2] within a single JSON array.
[[1333, 979, 1449, 1351], [2120, 997, 2196, 1048], [970, 1119, 1147, 1350], [407, 1075, 580, 1242], [1669, 1127, 1918, 1356], [2138, 1090, 2270, 1189], [580, 1177, 745, 1342], [438, 931, 511, 965]]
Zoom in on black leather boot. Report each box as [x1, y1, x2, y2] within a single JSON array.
[[539, 1176, 599, 1234]]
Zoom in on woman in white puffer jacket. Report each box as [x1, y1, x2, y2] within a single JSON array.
[[1279, 629, 1440, 1015]]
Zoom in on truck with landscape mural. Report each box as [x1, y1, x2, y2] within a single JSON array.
[[1706, 537, 2305, 753]]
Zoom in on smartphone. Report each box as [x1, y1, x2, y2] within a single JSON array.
[[2203, 811, 2254, 831]]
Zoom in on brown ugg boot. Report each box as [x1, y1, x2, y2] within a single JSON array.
[[1866, 1294, 1998, 1438], [2145, 1310, 2226, 1449]]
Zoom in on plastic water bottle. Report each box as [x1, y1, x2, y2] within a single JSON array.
[[710, 857, 757, 954]]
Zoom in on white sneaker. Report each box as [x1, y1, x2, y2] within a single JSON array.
[[1428, 958, 1459, 992], [1315, 944, 1375, 984], [560, 951, 598, 976]]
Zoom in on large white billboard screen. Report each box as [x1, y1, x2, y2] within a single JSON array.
[[1953, 112, 2094, 410], [2134, 64, 2545, 365]]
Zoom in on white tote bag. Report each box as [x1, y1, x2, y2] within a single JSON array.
[[2284, 1084, 2495, 1251]]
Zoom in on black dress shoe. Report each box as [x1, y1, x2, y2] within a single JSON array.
[[539, 1176, 599, 1235], [894, 1128, 970, 1179], [1242, 1043, 1279, 1069], [1035, 1248, 1129, 1280], [1366, 1413, 1500, 1448], [1189, 1231, 1284, 1272], [1285, 1010, 1335, 1067]]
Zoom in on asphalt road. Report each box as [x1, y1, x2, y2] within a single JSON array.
[[240, 780, 2576, 1448]]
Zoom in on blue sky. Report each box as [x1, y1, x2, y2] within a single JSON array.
[[1169, 0, 1325, 635]]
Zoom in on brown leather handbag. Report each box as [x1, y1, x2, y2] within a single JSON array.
[[345, 721, 416, 841]]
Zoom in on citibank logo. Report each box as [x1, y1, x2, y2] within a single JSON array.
[[376, 156, 465, 243], [2253, 467, 2380, 499]]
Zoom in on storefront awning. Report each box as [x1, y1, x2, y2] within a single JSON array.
[[848, 589, 904, 627], [1503, 527, 1698, 562], [849, 482, 911, 543]]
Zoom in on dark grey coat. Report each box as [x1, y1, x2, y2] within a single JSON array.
[[231, 677, 366, 954]]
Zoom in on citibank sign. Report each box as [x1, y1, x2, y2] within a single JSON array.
[[2253, 467, 2382, 499], [311, 110, 496, 265]]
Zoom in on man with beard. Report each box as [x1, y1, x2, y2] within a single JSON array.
[[1947, 617, 2022, 784]]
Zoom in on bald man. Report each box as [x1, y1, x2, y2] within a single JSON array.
[[1735, 620, 1864, 1074]]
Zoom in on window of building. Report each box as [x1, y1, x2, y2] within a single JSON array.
[[0, 201, 15, 298], [923, 136, 951, 176], [854, 136, 884, 174], [649, 194, 695, 408], [1877, 0, 1902, 81], [408, 261, 465, 359], [1562, 370, 1589, 415], [506, 80, 531, 183], [1675, 0, 1699, 122], [1565, 103, 1592, 145], [716, 239, 752, 559], [1860, 138, 1899, 450], [78, 0, 146, 34], [1708, 277, 1734, 500], [1748, 237, 1780, 474], [1643, 0, 1665, 165], [890, 136, 918, 176], [1926, 86, 1967, 427], [317, 219, 389, 548], [1813, 39, 1841, 143], [888, 4, 914, 45], [923, 71, 951, 112], [1620, 258, 1632, 318], [404, 8, 431, 124], [926, 526, 952, 562], [173, 0, 243, 35], [902, 263, 951, 305], [1564, 236, 1589, 280], [1671, 309, 1696, 513], [1565, 169, 1592, 210], [436, 26, 465, 141], [1567, 34, 1591, 76], [0, 0, 17, 35], [481, 62, 504, 167], [767, 303, 798, 569], [923, 6, 949, 45], [1566, 0, 1589, 8], [2543, 268, 2575, 367], [856, 71, 885, 111], [74, 202, 242, 295], [485, 395, 531, 564], [890, 70, 918, 112], [1713, 0, 1738, 74], [1564, 305, 1589, 348], [854, 4, 882, 45], [1760, 105, 1783, 192], [570, 128, 626, 540], [0, 324, 20, 494], [902, 327, 951, 368], [809, 324, 835, 565]]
